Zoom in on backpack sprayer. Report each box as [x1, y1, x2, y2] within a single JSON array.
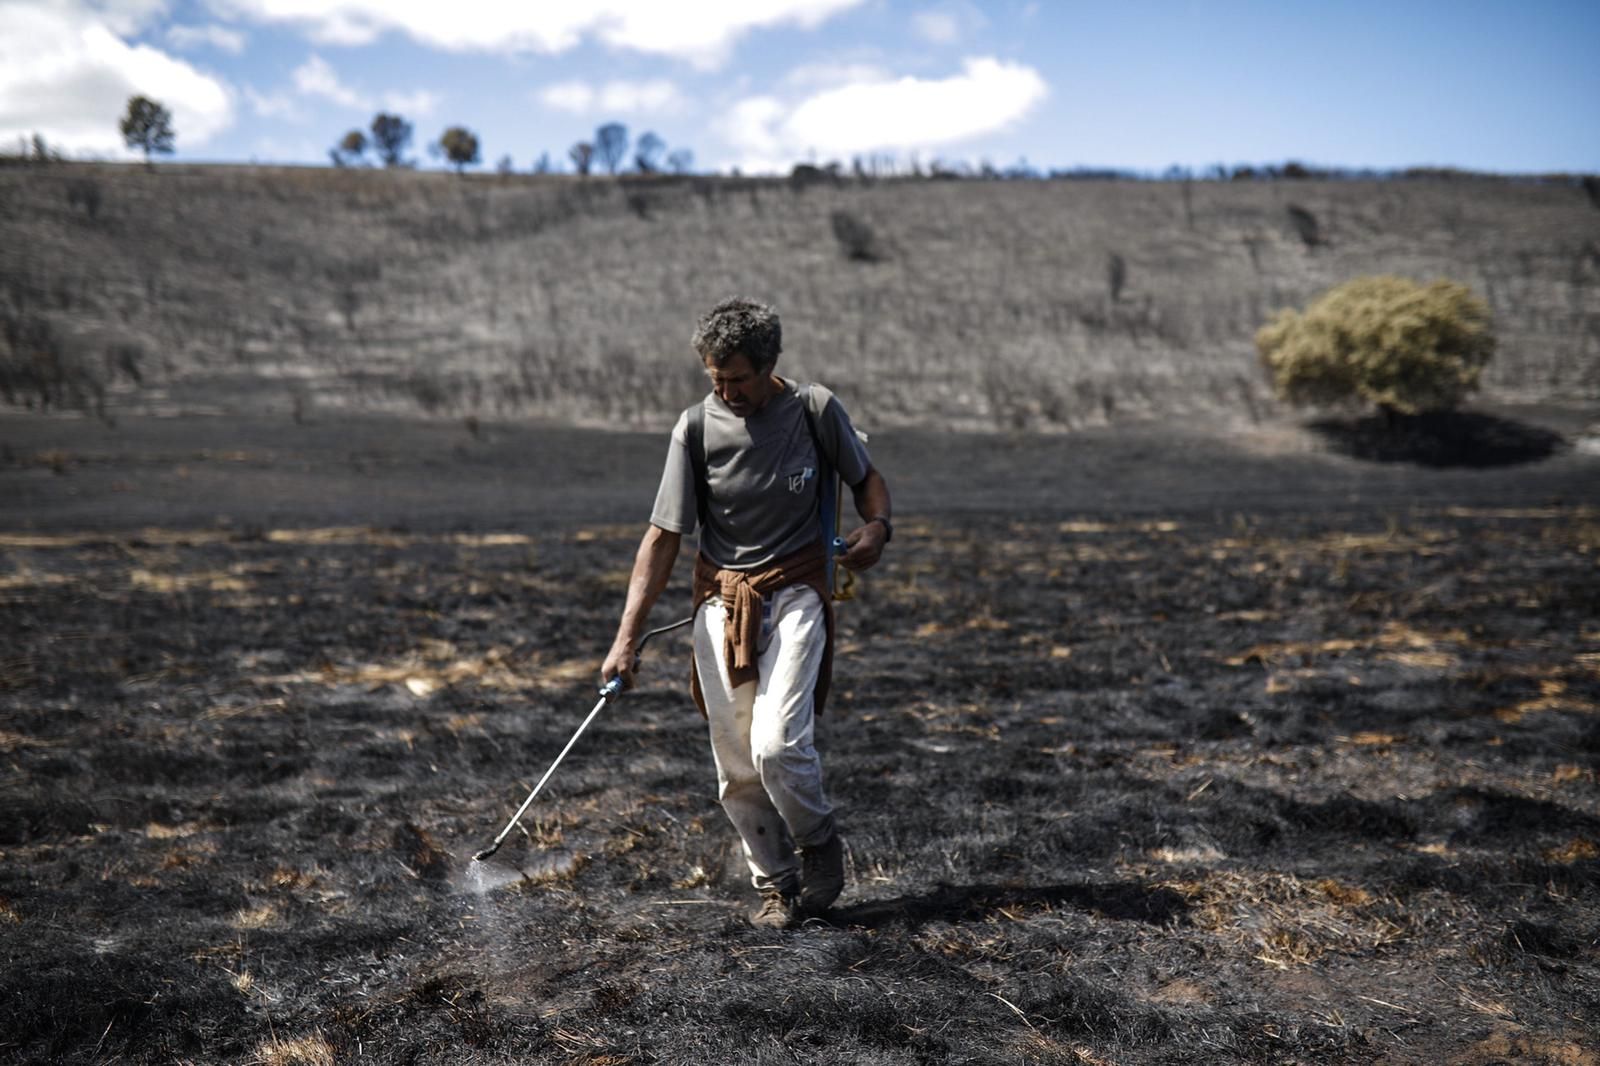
[[471, 534, 855, 865], [472, 615, 691, 863]]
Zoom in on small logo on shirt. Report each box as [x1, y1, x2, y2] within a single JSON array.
[[787, 467, 816, 494]]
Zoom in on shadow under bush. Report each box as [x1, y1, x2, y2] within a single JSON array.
[[1309, 410, 1567, 467]]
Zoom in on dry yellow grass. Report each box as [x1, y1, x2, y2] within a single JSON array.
[[1228, 621, 1467, 669], [144, 821, 207, 840], [0, 729, 54, 751], [1162, 871, 1404, 969], [1341, 731, 1405, 747], [1472, 1026, 1599, 1066], [1496, 679, 1599, 723], [254, 1032, 335, 1066], [1543, 838, 1599, 864], [256, 643, 539, 694], [230, 903, 280, 930]]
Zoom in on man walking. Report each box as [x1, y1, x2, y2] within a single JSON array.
[[602, 297, 892, 929]]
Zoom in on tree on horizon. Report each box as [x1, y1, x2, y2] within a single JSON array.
[[438, 126, 480, 174], [569, 141, 594, 176], [120, 95, 175, 165], [330, 129, 366, 167], [634, 131, 665, 173], [370, 112, 413, 168], [595, 122, 628, 175]]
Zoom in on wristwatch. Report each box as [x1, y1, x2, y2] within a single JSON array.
[[868, 516, 893, 543]]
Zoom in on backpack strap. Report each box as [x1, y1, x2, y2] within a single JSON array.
[[687, 400, 708, 530], [797, 382, 833, 475], [799, 383, 851, 598]]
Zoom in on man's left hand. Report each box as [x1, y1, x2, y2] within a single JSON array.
[[838, 520, 887, 572]]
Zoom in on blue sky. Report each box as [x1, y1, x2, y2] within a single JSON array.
[[2, 0, 1596, 174]]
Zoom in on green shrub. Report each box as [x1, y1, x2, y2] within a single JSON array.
[[0, 311, 103, 413], [1106, 251, 1127, 302], [1286, 203, 1320, 248], [1256, 275, 1495, 415], [65, 177, 102, 220], [830, 210, 881, 262]]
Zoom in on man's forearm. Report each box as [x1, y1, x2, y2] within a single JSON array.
[[617, 525, 681, 641], [851, 468, 891, 527]]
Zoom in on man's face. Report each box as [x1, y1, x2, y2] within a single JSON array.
[[705, 353, 776, 418]]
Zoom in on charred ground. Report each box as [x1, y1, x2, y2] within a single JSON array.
[[1, 410, 1598, 1064]]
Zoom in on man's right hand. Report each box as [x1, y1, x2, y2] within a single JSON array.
[[601, 635, 638, 692]]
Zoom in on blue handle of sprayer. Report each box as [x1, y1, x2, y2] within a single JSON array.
[[597, 618, 693, 701], [599, 652, 643, 699]]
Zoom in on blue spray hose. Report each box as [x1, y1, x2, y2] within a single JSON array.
[[474, 615, 691, 861]]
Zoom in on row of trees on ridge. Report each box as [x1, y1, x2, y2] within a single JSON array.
[[12, 94, 1593, 196], [330, 114, 692, 176]]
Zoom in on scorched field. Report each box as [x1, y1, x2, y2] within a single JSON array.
[[1, 411, 1598, 1065]]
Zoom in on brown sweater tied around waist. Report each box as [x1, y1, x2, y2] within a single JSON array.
[[689, 540, 835, 718]]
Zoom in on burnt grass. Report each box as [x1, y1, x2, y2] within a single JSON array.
[[2, 413, 1599, 1064]]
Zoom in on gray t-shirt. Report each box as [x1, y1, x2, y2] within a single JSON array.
[[650, 381, 873, 570]]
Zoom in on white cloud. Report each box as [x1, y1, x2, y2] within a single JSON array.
[[784, 58, 1046, 152], [91, 0, 172, 36], [0, 1, 234, 155], [602, 80, 684, 114], [537, 79, 684, 116], [912, 2, 985, 44], [912, 12, 959, 43], [244, 85, 300, 120], [783, 61, 891, 90], [539, 82, 596, 113], [267, 54, 435, 122], [382, 89, 439, 118], [292, 54, 368, 109], [719, 96, 786, 160], [208, 0, 867, 68], [166, 23, 247, 53], [723, 57, 1047, 170]]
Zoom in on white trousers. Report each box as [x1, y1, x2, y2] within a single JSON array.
[[694, 583, 834, 894]]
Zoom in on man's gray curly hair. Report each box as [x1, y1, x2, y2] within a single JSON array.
[[692, 297, 782, 373]]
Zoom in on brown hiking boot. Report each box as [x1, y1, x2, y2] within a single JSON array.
[[799, 833, 845, 915], [750, 890, 800, 930]]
